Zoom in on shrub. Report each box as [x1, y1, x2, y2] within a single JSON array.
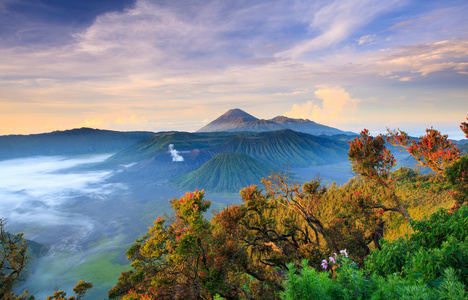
[[365, 205, 468, 285]]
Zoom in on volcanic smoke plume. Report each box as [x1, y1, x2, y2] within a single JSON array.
[[168, 144, 184, 162]]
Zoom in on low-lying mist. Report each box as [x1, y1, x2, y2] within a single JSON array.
[[0, 155, 117, 240], [0, 154, 192, 298]]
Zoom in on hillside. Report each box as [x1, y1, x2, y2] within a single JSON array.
[[106, 131, 232, 164], [0, 128, 155, 160], [170, 153, 272, 192], [215, 129, 349, 167], [105, 129, 350, 184], [197, 108, 352, 136]]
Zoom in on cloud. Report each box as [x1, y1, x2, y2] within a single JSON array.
[[77, 119, 109, 128], [376, 39, 468, 77], [387, 8, 454, 32], [0, 155, 123, 240], [357, 34, 376, 45], [284, 86, 360, 125], [113, 115, 148, 125], [274, 88, 312, 96], [278, 0, 403, 58], [0, 0, 467, 136]]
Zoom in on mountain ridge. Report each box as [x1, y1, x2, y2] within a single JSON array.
[[0, 127, 156, 160], [197, 108, 353, 136]]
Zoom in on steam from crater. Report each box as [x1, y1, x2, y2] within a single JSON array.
[[168, 144, 184, 162]]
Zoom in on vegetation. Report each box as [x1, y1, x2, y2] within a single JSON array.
[[1, 219, 30, 299], [170, 153, 272, 192], [1, 116, 467, 299], [217, 130, 349, 167]]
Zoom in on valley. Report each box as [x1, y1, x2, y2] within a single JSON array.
[[1, 109, 464, 299]]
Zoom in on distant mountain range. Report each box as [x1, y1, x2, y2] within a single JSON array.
[[0, 128, 155, 160], [197, 108, 354, 136]]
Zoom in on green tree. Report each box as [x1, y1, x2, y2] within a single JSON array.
[[1, 218, 92, 300], [445, 154, 468, 209], [347, 129, 410, 251], [109, 190, 220, 299], [0, 218, 30, 300], [45, 281, 93, 300]]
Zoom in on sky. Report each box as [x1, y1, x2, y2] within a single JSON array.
[[1, 0, 467, 139]]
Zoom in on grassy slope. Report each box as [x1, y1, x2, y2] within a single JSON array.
[[107, 131, 233, 164], [217, 129, 349, 168], [170, 153, 272, 192]]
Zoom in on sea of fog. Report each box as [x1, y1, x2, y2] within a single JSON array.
[[0, 154, 355, 298], [0, 154, 200, 299]]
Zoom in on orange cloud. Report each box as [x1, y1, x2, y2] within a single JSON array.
[[284, 86, 360, 125]]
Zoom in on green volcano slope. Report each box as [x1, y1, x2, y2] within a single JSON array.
[[170, 153, 272, 192], [107, 131, 229, 164], [216, 129, 349, 167]]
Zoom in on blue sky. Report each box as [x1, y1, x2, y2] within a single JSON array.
[[1, 0, 467, 138]]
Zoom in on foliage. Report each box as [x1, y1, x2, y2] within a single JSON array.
[[387, 127, 460, 176], [365, 205, 468, 286], [0, 218, 30, 299], [111, 172, 346, 299], [281, 257, 467, 300], [1, 219, 93, 300], [445, 155, 468, 209], [326, 191, 382, 261], [347, 128, 411, 255], [348, 129, 396, 186], [460, 116, 468, 138], [108, 190, 226, 299], [45, 280, 94, 300]]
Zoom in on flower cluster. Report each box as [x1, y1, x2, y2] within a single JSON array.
[[321, 249, 349, 270]]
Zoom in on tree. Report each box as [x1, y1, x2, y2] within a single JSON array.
[[445, 155, 468, 209], [45, 281, 93, 300], [460, 116, 468, 138], [348, 129, 396, 188], [0, 218, 29, 299], [387, 127, 460, 176], [110, 174, 343, 299], [109, 190, 218, 299], [347, 129, 412, 251], [210, 171, 338, 298], [388, 117, 467, 211], [348, 129, 410, 220], [1, 218, 91, 300]]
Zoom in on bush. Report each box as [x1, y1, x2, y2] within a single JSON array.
[[281, 258, 467, 300], [365, 205, 468, 285]]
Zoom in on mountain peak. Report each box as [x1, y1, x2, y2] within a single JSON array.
[[197, 109, 259, 132], [217, 109, 258, 123]]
